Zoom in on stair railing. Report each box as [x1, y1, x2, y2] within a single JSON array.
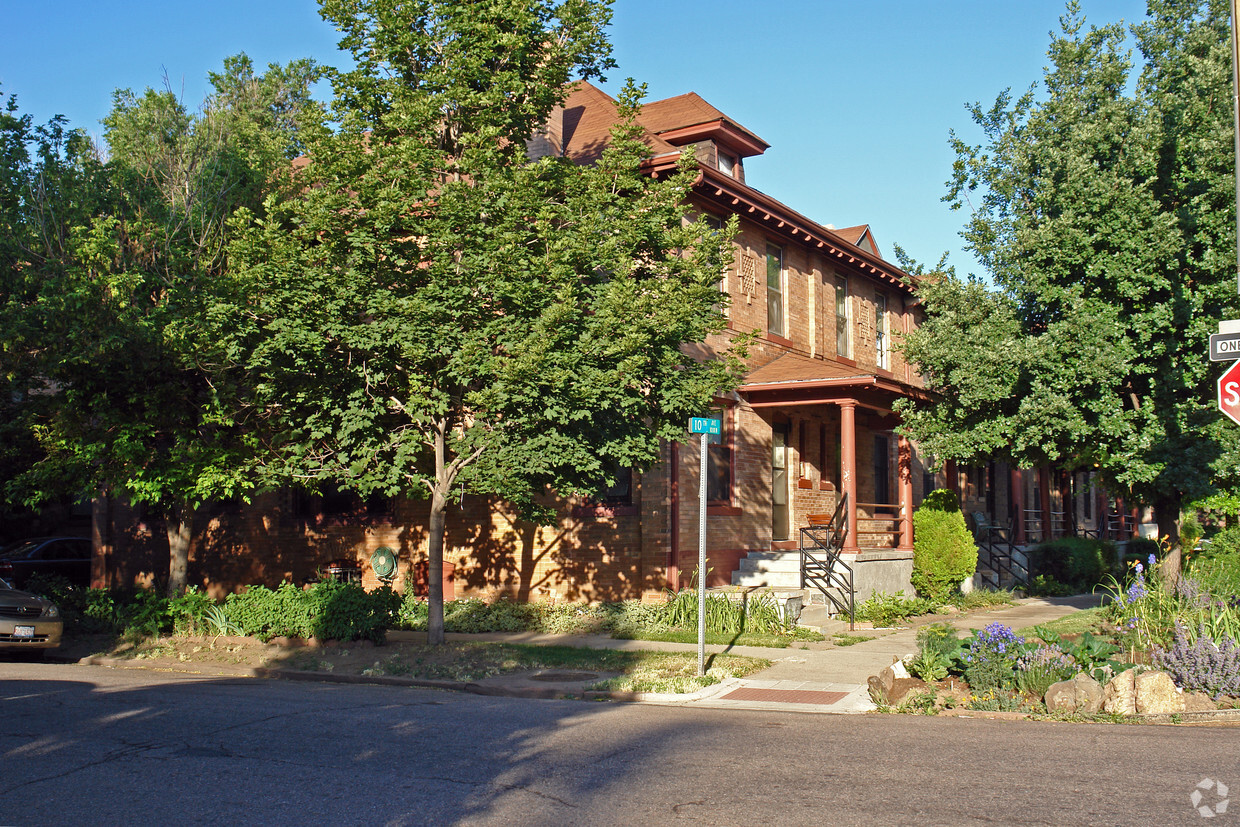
[[972, 512, 1028, 588], [800, 493, 854, 630]]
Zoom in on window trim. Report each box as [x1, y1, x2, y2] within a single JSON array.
[[766, 243, 785, 338], [835, 276, 852, 360], [706, 403, 737, 510], [875, 292, 889, 370]]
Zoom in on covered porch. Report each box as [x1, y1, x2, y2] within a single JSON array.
[[739, 352, 934, 556]]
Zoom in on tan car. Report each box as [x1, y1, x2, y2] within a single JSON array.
[[0, 576, 62, 654]]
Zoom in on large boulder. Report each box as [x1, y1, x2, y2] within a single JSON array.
[[1103, 669, 1185, 715], [1044, 673, 1104, 714], [1103, 670, 1137, 715], [1135, 671, 1184, 714]]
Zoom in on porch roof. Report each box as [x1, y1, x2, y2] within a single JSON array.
[[738, 352, 933, 412]]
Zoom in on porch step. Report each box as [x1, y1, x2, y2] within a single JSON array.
[[731, 550, 802, 589]]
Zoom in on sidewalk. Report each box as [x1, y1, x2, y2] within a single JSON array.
[[63, 595, 1103, 714]]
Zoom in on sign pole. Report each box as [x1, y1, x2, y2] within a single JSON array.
[[686, 415, 721, 678], [698, 429, 708, 677], [1232, 0, 1240, 295]]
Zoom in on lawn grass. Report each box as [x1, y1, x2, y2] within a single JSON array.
[[831, 633, 874, 647], [610, 627, 823, 648], [1018, 606, 1109, 640], [278, 640, 772, 693]]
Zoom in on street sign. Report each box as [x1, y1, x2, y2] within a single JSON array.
[[689, 417, 721, 435], [1210, 331, 1240, 361], [1219, 360, 1240, 425]]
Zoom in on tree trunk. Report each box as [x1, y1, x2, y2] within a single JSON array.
[[427, 484, 447, 646], [165, 501, 194, 597], [426, 417, 450, 646], [1154, 494, 1182, 593]]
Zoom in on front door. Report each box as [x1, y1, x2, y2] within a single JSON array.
[[772, 425, 790, 541]]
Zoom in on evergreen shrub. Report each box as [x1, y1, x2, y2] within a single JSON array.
[[911, 489, 978, 603]]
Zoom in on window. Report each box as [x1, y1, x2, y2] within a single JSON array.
[[819, 423, 830, 488], [875, 293, 889, 369], [798, 421, 809, 480], [835, 277, 852, 358], [717, 150, 736, 176], [874, 435, 891, 505], [707, 409, 733, 504], [702, 214, 727, 296], [766, 244, 784, 337], [601, 466, 633, 505]]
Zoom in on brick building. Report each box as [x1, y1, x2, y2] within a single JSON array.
[[93, 82, 951, 602]]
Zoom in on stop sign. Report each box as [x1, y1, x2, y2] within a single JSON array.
[[1219, 360, 1240, 425]]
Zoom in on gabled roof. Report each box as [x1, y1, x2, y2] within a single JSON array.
[[637, 93, 769, 157], [832, 225, 879, 257], [557, 82, 680, 165]]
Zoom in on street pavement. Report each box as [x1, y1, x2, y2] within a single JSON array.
[[62, 595, 1111, 714]]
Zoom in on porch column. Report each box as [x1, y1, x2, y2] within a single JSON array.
[[840, 400, 859, 552], [1038, 467, 1053, 542], [897, 434, 913, 551], [1011, 467, 1026, 545]]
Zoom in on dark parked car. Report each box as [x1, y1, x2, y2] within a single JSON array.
[[0, 537, 93, 589], [0, 575, 62, 653]]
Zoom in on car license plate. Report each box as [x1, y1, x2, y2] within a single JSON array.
[[14, 626, 34, 638]]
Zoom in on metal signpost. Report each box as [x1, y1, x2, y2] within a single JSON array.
[[688, 416, 721, 676]]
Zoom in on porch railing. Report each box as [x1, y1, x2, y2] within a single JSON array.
[[800, 493, 854, 629], [856, 501, 901, 549]]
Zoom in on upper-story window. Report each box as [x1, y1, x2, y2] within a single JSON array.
[[702, 214, 727, 296], [875, 293, 889, 370], [835, 277, 852, 359], [717, 150, 737, 177], [766, 244, 784, 338]]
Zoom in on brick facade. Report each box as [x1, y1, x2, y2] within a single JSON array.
[[96, 81, 944, 601]]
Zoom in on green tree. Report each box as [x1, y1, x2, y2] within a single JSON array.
[[897, 1, 1240, 578], [221, 0, 743, 644], [1, 57, 319, 594]]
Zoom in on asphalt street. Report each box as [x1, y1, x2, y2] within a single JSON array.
[[2, 661, 1237, 825]]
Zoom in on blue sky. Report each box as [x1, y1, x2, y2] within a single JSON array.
[[3, 0, 1149, 276]]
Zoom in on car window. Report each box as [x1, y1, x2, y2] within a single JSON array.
[[0, 540, 41, 560]]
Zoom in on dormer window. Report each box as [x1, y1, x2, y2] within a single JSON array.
[[717, 151, 736, 177]]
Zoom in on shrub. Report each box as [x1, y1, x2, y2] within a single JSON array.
[[854, 590, 934, 626], [1189, 526, 1240, 599], [911, 489, 978, 603], [1152, 623, 1240, 700], [1027, 537, 1112, 592], [907, 623, 962, 682], [962, 623, 1024, 691], [225, 581, 399, 642]]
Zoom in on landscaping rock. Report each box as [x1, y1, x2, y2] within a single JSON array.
[[869, 662, 914, 705], [1043, 674, 1103, 715], [1103, 670, 1137, 715], [1044, 678, 1078, 713], [888, 677, 928, 707], [1135, 670, 1184, 714], [1072, 673, 1104, 715], [1184, 691, 1218, 713]]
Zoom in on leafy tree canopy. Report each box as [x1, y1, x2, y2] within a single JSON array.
[[220, 0, 745, 642], [896, 0, 1240, 542]]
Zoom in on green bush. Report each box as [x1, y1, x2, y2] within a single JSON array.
[[1190, 527, 1240, 598], [911, 489, 978, 603], [1027, 537, 1113, 592], [854, 590, 934, 626], [225, 581, 399, 642]]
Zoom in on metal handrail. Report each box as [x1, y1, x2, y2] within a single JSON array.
[[973, 513, 1028, 588], [800, 493, 854, 629]]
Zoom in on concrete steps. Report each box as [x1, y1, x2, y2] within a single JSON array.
[[730, 550, 803, 590]]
